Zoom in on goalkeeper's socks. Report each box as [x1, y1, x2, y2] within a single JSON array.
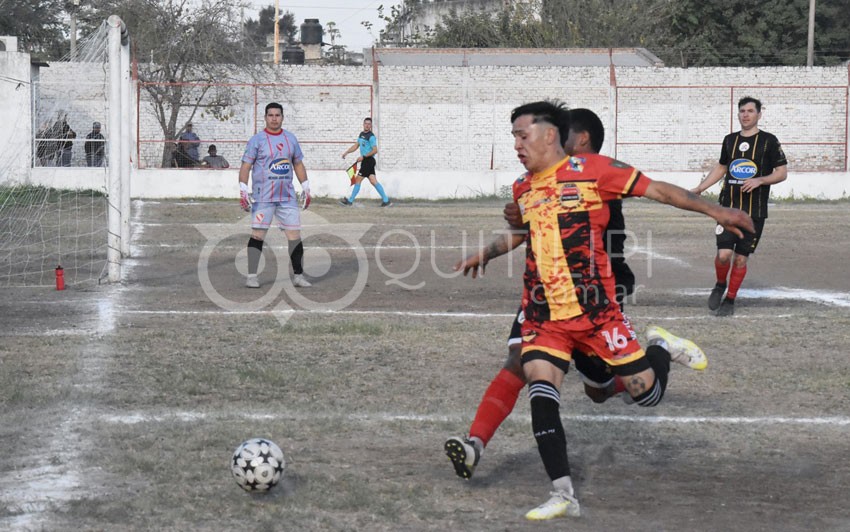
[[349, 183, 362, 203], [374, 183, 389, 203], [247, 237, 264, 275]]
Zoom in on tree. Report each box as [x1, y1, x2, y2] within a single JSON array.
[[79, 0, 263, 165], [0, 0, 68, 59], [243, 5, 297, 48], [323, 21, 348, 64]]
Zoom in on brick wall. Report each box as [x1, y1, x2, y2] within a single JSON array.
[[20, 60, 850, 182]]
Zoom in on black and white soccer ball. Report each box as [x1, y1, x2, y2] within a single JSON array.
[[231, 438, 285, 492]]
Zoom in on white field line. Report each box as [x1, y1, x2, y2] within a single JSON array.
[[132, 243, 480, 250], [116, 308, 802, 321], [629, 245, 691, 267], [100, 409, 850, 427], [680, 287, 850, 308]]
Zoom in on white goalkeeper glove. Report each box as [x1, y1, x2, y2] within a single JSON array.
[[239, 182, 253, 212], [300, 180, 311, 210]]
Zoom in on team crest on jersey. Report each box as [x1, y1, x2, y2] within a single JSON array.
[[729, 158, 758, 180], [567, 156, 585, 172], [559, 182, 581, 205], [521, 329, 537, 343], [268, 158, 292, 179], [739, 142, 750, 153]]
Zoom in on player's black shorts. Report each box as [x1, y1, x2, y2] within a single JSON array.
[[716, 217, 766, 256], [358, 156, 376, 178]]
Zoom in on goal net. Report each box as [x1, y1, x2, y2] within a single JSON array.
[[0, 21, 121, 287]]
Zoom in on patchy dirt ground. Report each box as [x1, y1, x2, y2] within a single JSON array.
[[1, 198, 849, 531]]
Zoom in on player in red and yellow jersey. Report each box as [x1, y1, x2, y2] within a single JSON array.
[[457, 101, 753, 521]]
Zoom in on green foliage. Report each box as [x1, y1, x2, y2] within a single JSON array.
[[0, 0, 68, 59], [242, 5, 297, 47], [388, 0, 850, 66]]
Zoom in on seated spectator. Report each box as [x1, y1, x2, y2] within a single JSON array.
[[201, 144, 230, 168]]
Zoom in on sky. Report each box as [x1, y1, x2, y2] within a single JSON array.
[[245, 0, 390, 53]]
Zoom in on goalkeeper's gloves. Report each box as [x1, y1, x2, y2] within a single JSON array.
[[239, 182, 253, 212], [300, 180, 311, 210]]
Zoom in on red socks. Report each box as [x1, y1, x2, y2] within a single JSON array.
[[469, 369, 525, 447], [726, 264, 747, 299], [715, 256, 731, 285]]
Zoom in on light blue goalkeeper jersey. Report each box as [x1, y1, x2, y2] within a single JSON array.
[[242, 128, 304, 205]]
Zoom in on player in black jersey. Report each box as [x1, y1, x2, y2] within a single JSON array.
[[692, 97, 787, 316]]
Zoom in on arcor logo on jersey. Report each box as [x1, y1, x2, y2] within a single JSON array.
[[560, 183, 581, 203], [729, 159, 758, 179], [268, 158, 292, 178]]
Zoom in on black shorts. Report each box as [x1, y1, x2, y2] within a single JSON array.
[[507, 307, 523, 346], [716, 217, 766, 256], [358, 156, 376, 178]]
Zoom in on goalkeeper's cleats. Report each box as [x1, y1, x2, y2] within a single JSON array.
[[524, 490, 581, 520], [646, 325, 707, 371], [444, 436, 479, 480], [245, 274, 260, 288], [380, 200, 393, 207], [293, 274, 312, 288], [339, 198, 352, 206]]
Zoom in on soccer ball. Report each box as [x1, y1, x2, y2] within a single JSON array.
[[231, 438, 286, 492]]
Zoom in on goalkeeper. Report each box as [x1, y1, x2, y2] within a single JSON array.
[[238, 102, 313, 288]]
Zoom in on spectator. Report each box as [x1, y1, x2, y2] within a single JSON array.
[[35, 122, 55, 166], [201, 144, 229, 168], [56, 114, 75, 167], [178, 122, 200, 162], [84, 122, 106, 167], [173, 141, 198, 168]]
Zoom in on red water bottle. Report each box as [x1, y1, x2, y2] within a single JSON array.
[[55, 265, 65, 290]]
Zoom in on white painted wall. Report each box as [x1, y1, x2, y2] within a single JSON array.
[[5, 51, 850, 199], [0, 51, 33, 184]]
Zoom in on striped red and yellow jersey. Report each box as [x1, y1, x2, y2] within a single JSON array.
[[512, 153, 651, 329]]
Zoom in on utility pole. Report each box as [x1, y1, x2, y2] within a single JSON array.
[[70, 0, 81, 59], [274, 0, 280, 65], [806, 0, 816, 66]]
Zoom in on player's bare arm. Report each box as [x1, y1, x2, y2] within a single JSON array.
[[692, 163, 727, 194], [454, 231, 525, 278], [293, 160, 308, 184], [341, 142, 358, 158], [644, 180, 755, 238], [741, 164, 788, 193], [238, 161, 251, 185]]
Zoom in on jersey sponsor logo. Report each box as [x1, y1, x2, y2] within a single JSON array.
[[729, 158, 758, 179], [268, 158, 292, 179], [567, 156, 585, 172], [559, 183, 581, 204]]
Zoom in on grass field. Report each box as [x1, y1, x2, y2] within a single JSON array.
[[1, 198, 849, 531]]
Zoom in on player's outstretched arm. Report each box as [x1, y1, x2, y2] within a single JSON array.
[[454, 231, 525, 278], [644, 180, 754, 238], [341, 142, 358, 158]]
